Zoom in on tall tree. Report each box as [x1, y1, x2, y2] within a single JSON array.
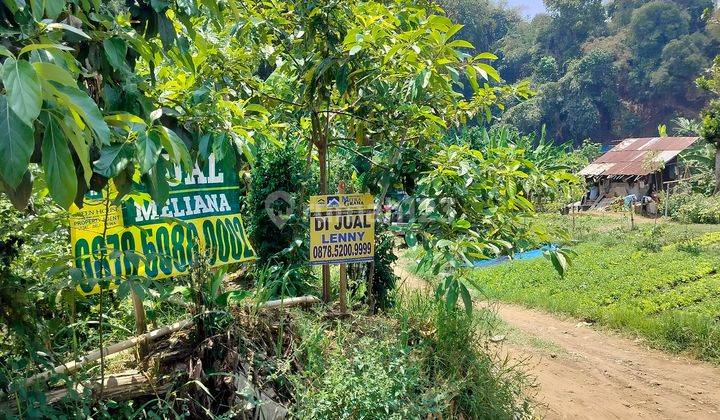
[[539, 0, 605, 63]]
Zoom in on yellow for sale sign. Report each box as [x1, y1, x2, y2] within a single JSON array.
[[309, 194, 375, 265]]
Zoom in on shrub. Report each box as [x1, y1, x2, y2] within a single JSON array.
[[247, 143, 316, 298], [291, 312, 441, 419], [636, 224, 666, 252], [247, 142, 314, 264], [348, 222, 399, 311], [397, 296, 533, 419], [291, 293, 533, 419], [668, 193, 720, 224]]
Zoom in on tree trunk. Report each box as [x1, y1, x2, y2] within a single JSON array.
[[715, 148, 720, 194], [315, 115, 331, 303], [131, 290, 149, 357]]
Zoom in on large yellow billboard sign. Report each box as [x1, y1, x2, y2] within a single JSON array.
[[70, 155, 255, 293], [309, 194, 375, 265]]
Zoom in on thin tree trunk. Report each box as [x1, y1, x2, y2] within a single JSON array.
[[131, 291, 149, 357], [314, 112, 331, 302], [715, 148, 720, 194]]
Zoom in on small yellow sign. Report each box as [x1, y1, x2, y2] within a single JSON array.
[[309, 194, 375, 265]]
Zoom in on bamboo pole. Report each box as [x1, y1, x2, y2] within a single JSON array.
[[22, 318, 194, 388], [20, 295, 320, 389]]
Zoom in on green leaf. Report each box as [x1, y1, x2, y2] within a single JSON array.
[[59, 113, 92, 186], [44, 0, 63, 18], [465, 65, 480, 92], [244, 103, 269, 115], [475, 52, 498, 61], [198, 133, 212, 161], [32, 62, 76, 87], [447, 40, 474, 49], [49, 81, 110, 145], [29, 0, 44, 20], [0, 45, 13, 59], [0, 95, 35, 188], [157, 13, 176, 50], [459, 282, 472, 316], [19, 43, 74, 56], [436, 239, 453, 248], [405, 231, 417, 247], [144, 157, 170, 205], [1, 0, 20, 13], [475, 63, 500, 83], [215, 290, 250, 307], [42, 114, 77, 209], [453, 219, 471, 229], [2, 58, 42, 126], [445, 281, 459, 311], [336, 64, 350, 96], [157, 126, 192, 170], [383, 43, 402, 64], [545, 249, 569, 278], [0, 170, 32, 210], [103, 37, 127, 71], [93, 142, 133, 178], [104, 112, 147, 132], [135, 130, 162, 174]]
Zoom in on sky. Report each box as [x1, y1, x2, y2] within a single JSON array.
[[503, 0, 546, 18]]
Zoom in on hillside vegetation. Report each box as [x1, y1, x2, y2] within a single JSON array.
[[443, 0, 719, 143]]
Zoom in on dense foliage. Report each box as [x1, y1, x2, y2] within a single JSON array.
[[247, 143, 316, 298], [442, 0, 719, 143]]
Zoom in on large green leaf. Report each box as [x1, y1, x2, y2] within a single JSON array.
[[50, 81, 110, 145], [135, 130, 162, 174], [32, 62, 77, 87], [19, 43, 74, 56], [157, 12, 176, 50], [94, 142, 133, 178], [44, 0, 64, 18], [29, 0, 44, 20], [144, 157, 170, 205], [103, 37, 128, 72], [59, 113, 92, 186], [41, 114, 77, 209], [1, 58, 42, 126], [0, 95, 35, 188], [157, 126, 191, 170]]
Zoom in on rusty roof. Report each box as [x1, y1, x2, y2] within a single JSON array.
[[580, 137, 699, 177]]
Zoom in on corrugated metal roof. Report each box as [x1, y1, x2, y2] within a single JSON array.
[[580, 137, 698, 177]]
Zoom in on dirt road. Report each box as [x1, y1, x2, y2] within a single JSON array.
[[394, 264, 720, 419]]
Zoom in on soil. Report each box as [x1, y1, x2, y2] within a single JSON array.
[[394, 264, 720, 419]]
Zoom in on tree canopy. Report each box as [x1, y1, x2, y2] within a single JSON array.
[[0, 0, 525, 212]]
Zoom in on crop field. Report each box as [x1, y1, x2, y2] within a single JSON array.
[[465, 214, 720, 362]]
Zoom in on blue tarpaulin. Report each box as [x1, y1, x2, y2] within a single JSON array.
[[473, 245, 557, 268]]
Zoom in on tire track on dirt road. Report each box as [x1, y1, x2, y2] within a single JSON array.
[[394, 263, 720, 419]]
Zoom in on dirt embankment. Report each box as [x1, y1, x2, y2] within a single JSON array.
[[394, 264, 720, 419]]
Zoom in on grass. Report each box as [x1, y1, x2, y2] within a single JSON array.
[[460, 213, 720, 362], [289, 291, 534, 419]]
